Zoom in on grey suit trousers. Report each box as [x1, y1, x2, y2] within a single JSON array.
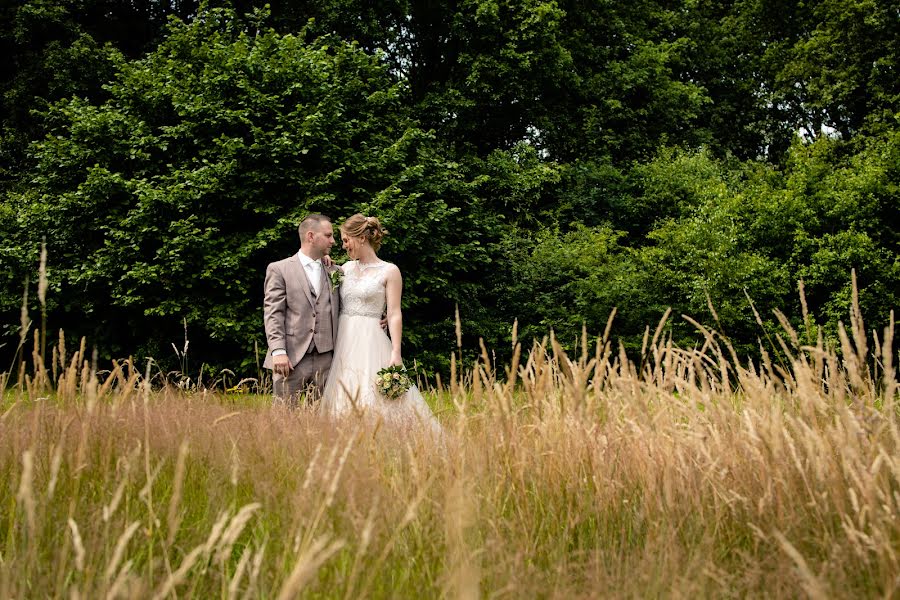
[[272, 348, 334, 408]]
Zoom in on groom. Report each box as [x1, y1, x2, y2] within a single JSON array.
[[263, 213, 341, 407]]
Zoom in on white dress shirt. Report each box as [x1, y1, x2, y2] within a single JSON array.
[[297, 250, 323, 296]]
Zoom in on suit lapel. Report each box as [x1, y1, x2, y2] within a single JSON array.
[[288, 255, 316, 308], [319, 266, 329, 298], [327, 266, 340, 332]]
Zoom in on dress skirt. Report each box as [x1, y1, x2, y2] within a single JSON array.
[[320, 314, 441, 434]]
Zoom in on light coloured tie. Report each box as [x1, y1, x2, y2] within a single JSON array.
[[308, 262, 321, 296]]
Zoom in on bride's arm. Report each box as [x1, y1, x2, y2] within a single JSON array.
[[385, 265, 403, 366]]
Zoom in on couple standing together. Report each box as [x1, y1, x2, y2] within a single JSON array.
[[262, 213, 439, 430]]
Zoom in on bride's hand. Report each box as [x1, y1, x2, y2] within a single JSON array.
[[389, 352, 402, 367], [322, 255, 334, 268]]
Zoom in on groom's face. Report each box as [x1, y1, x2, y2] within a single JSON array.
[[305, 221, 335, 258]]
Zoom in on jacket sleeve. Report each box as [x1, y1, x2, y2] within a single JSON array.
[[263, 263, 287, 351]]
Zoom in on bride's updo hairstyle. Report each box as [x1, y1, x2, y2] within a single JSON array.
[[341, 213, 387, 252]]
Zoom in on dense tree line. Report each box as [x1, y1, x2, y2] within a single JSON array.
[[1, 0, 898, 378]]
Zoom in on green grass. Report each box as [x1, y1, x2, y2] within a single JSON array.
[[1, 302, 898, 598]]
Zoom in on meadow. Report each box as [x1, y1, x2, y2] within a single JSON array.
[[1, 289, 898, 598]]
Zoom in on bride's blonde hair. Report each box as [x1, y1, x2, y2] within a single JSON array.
[[341, 214, 387, 251]]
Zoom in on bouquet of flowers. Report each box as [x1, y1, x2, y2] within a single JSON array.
[[375, 365, 412, 400]]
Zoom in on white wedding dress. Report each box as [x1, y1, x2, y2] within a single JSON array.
[[320, 260, 441, 433]]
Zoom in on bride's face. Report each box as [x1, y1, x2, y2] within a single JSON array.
[[341, 233, 366, 259]]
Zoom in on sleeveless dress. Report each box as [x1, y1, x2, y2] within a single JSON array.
[[320, 260, 441, 433]]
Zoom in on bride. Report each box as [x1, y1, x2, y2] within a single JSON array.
[[320, 214, 441, 432]]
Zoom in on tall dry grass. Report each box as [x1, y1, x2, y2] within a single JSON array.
[[1, 278, 898, 598]]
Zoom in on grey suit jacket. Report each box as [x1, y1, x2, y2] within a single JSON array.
[[262, 255, 341, 369]]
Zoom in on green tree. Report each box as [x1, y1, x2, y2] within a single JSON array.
[[541, 0, 710, 163], [506, 224, 630, 349], [774, 0, 900, 139], [1, 0, 115, 188], [1, 0, 204, 187], [509, 141, 899, 359], [8, 8, 499, 374]]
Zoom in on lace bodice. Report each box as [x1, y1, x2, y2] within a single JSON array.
[[340, 261, 391, 318]]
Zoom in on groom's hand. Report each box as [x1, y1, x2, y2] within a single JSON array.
[[273, 354, 292, 375]]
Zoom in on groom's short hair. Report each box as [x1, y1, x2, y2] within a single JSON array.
[[298, 213, 331, 240]]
